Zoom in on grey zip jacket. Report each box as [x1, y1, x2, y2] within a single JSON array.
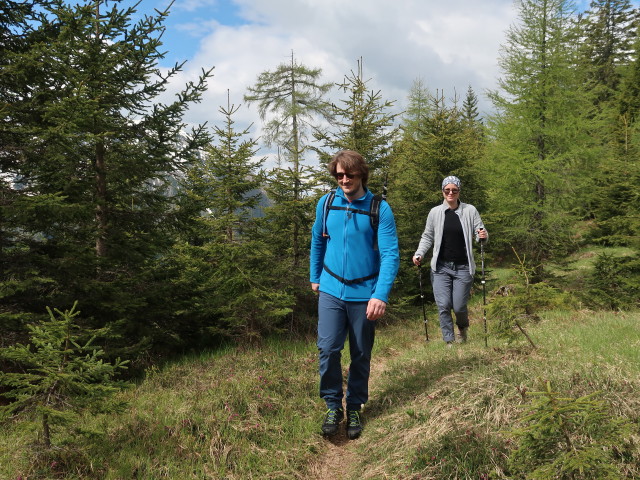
[[414, 200, 487, 275]]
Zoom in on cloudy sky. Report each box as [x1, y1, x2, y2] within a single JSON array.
[[126, 0, 638, 140]]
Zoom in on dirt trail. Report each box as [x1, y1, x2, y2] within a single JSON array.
[[307, 431, 357, 479], [306, 351, 394, 480]]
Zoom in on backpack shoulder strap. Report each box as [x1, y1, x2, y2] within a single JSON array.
[[370, 195, 382, 229], [322, 189, 336, 238], [370, 194, 382, 251]]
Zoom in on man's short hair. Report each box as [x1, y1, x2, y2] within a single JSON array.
[[328, 150, 369, 187]]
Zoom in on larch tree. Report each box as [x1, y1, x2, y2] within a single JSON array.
[[244, 52, 332, 329], [486, 0, 591, 280], [244, 51, 331, 269]]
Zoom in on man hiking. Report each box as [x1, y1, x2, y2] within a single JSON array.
[[310, 150, 399, 439]]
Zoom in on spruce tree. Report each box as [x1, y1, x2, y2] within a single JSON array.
[[573, 1, 637, 222], [462, 85, 481, 126], [312, 58, 400, 194], [391, 78, 434, 219], [619, 19, 640, 126], [391, 82, 486, 297], [0, 302, 129, 448], [161, 93, 293, 342], [0, 0, 41, 346], [0, 0, 213, 355], [589, 17, 640, 247], [578, 0, 635, 116], [185, 91, 266, 244]]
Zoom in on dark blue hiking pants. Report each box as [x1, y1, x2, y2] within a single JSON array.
[[317, 292, 375, 411]]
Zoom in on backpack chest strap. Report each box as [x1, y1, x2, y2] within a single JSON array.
[[323, 264, 378, 285], [327, 205, 373, 217]]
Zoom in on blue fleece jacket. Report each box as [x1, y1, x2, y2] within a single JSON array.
[[310, 187, 400, 303]]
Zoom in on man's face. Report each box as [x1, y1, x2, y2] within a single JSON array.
[[335, 163, 363, 199]]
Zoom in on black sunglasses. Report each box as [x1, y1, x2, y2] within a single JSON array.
[[335, 172, 356, 179], [443, 188, 459, 194]]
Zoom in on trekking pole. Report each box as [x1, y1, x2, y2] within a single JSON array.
[[417, 264, 429, 341], [480, 232, 488, 347]]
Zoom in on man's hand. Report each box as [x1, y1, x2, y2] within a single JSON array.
[[311, 282, 320, 293], [412, 255, 422, 266], [366, 298, 386, 321]]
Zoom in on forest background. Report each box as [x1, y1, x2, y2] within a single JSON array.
[[1, 0, 639, 468]]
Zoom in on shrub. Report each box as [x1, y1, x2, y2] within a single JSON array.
[[584, 253, 640, 310], [508, 380, 632, 480], [0, 302, 129, 448]]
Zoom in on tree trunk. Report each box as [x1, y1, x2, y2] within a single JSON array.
[[42, 412, 51, 448], [95, 140, 107, 257]]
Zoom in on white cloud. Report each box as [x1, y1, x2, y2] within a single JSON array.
[[157, 0, 519, 140]]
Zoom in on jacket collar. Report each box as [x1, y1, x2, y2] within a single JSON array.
[[439, 199, 462, 211], [336, 186, 371, 203]]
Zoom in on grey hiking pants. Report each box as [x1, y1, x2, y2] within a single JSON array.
[[430, 261, 473, 343]]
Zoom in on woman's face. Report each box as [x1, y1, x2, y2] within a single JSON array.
[[442, 183, 460, 201]]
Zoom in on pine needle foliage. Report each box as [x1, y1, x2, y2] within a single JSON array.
[[0, 302, 129, 448], [508, 380, 633, 480], [584, 252, 640, 310]]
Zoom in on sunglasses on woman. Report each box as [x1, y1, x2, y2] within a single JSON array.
[[443, 188, 459, 194]]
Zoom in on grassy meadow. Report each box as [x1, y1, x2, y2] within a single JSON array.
[[2, 247, 639, 479]]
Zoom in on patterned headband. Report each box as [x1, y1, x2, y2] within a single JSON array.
[[442, 175, 461, 189]]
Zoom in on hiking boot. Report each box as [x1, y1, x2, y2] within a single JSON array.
[[458, 327, 468, 343], [446, 340, 455, 348], [346, 410, 363, 439], [321, 407, 343, 436]]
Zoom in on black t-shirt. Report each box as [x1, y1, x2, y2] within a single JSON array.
[[439, 208, 468, 264]]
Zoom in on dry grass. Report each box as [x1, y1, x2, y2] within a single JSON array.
[[343, 309, 640, 479], [2, 310, 639, 479]]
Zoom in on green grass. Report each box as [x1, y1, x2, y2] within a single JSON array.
[[349, 309, 640, 479], [547, 245, 636, 291], [2, 275, 640, 479], [2, 339, 326, 479]]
